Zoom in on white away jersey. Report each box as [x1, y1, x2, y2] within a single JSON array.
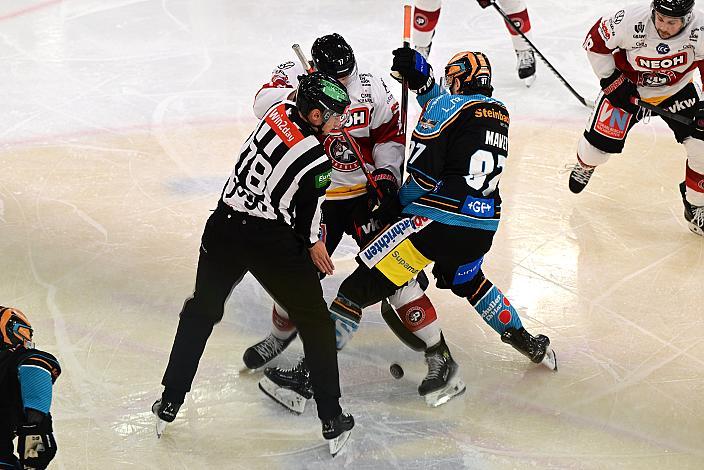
[[584, 5, 704, 103], [253, 60, 405, 200]]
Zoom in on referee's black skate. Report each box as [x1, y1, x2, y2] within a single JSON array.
[[680, 182, 704, 237], [322, 412, 354, 457], [152, 398, 181, 438], [258, 358, 312, 414], [418, 335, 466, 407], [243, 332, 297, 370], [501, 327, 558, 371]]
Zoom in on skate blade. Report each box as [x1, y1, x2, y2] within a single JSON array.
[[541, 348, 558, 372], [328, 429, 352, 457], [258, 377, 307, 414], [424, 378, 467, 407], [522, 74, 536, 88], [688, 222, 704, 237], [155, 417, 168, 438]]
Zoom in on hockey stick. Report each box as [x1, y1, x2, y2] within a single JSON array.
[[630, 96, 696, 127], [400, 4, 412, 136], [291, 43, 384, 200], [485, 0, 595, 109]]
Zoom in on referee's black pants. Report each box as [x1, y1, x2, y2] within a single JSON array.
[[162, 203, 342, 420]]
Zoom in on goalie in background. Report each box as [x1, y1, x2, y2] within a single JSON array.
[[0, 307, 61, 470]]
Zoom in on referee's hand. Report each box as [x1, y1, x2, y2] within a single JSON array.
[[309, 241, 334, 275]]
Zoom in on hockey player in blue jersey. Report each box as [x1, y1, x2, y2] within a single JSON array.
[[0, 307, 60, 470], [264, 48, 557, 408]]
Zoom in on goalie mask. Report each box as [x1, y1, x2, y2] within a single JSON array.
[[0, 306, 34, 350], [445, 51, 494, 97]]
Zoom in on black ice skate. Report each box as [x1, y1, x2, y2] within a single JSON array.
[[322, 412, 355, 457], [516, 49, 536, 87], [258, 358, 312, 414], [500, 327, 558, 371], [152, 398, 181, 438], [243, 332, 297, 370], [680, 182, 704, 237], [568, 160, 596, 194], [418, 335, 466, 407]]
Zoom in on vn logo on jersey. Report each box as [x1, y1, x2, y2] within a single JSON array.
[[595, 100, 632, 140], [635, 52, 687, 70]]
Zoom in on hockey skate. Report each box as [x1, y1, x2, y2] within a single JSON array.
[[516, 49, 536, 87], [568, 160, 596, 194], [500, 327, 558, 371], [258, 358, 312, 414], [243, 332, 297, 370], [322, 412, 355, 457], [680, 182, 704, 237], [418, 335, 466, 407], [152, 398, 181, 438]]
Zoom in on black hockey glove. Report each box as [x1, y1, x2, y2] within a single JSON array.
[[367, 168, 401, 225], [475, 0, 493, 8], [391, 48, 435, 95], [17, 412, 57, 470], [600, 70, 639, 115]]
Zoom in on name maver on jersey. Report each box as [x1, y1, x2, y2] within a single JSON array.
[[399, 85, 510, 232]]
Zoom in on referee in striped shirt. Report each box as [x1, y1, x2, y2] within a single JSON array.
[[154, 72, 353, 445]]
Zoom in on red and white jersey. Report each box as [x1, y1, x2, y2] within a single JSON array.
[[584, 5, 704, 103], [254, 60, 405, 200]]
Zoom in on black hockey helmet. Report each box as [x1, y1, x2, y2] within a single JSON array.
[[311, 33, 356, 79], [296, 71, 351, 123], [0, 306, 34, 350], [652, 0, 695, 18], [444, 51, 494, 96]]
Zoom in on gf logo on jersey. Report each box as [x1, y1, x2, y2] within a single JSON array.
[[656, 43, 671, 54]]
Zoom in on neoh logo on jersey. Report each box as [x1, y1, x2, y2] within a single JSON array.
[[343, 107, 370, 131], [594, 100, 632, 140], [636, 52, 687, 70]]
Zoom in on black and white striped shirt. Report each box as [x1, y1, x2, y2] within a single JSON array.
[[222, 101, 332, 245]]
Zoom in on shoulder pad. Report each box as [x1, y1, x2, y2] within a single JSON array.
[[17, 349, 61, 382], [416, 94, 505, 137]]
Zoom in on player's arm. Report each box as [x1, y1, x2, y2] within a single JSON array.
[[390, 48, 444, 109], [15, 349, 60, 470], [582, 11, 625, 79], [399, 125, 448, 207], [368, 75, 405, 184], [253, 61, 304, 119], [292, 153, 331, 246]]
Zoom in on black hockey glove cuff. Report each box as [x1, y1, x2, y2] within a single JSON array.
[[17, 412, 57, 470], [476, 0, 493, 8], [368, 169, 402, 225], [600, 70, 639, 115], [391, 48, 436, 95]]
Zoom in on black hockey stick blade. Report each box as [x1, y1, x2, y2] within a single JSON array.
[[631, 97, 695, 127], [380, 299, 426, 351]]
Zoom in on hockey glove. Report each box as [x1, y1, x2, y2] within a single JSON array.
[[367, 169, 402, 225], [693, 102, 704, 137], [600, 70, 639, 115], [17, 413, 57, 470], [476, 0, 493, 8], [391, 48, 435, 95]]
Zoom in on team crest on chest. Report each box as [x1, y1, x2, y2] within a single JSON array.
[[323, 134, 360, 172]]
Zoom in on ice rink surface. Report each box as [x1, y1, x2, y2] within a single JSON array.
[[1, 0, 703, 468]]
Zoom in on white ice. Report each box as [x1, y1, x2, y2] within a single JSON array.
[[1, 0, 703, 469]]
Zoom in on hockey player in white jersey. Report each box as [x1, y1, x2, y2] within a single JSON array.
[[246, 34, 465, 407], [569, 0, 704, 236], [413, 0, 537, 85]]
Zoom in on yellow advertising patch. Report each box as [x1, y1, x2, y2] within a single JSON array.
[[376, 239, 431, 286]]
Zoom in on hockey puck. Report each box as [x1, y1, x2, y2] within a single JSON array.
[[390, 363, 404, 379]]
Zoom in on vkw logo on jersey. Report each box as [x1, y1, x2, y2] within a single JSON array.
[[323, 134, 360, 172], [667, 97, 697, 113], [343, 107, 370, 131], [636, 52, 687, 70], [595, 100, 632, 140], [638, 70, 676, 87], [635, 22, 645, 33], [656, 43, 671, 54]]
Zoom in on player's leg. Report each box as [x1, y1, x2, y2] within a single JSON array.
[[569, 91, 640, 193], [0, 410, 21, 470], [412, 0, 442, 58], [155, 206, 249, 434], [242, 199, 348, 369], [659, 84, 704, 236], [499, 0, 536, 85]]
